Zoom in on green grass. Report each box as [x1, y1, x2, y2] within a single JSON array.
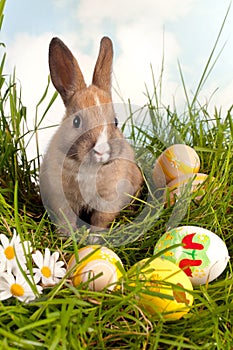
[[0, 0, 233, 348]]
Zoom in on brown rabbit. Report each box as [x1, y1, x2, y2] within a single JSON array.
[[39, 36, 143, 236]]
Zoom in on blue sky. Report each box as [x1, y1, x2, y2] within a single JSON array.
[[1, 0, 233, 155]]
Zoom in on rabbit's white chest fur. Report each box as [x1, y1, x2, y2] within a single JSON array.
[[76, 165, 99, 208], [75, 160, 120, 215]]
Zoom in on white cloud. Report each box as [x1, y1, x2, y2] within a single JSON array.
[[77, 0, 194, 24], [6, 33, 51, 108], [113, 21, 180, 106], [71, 0, 197, 107]]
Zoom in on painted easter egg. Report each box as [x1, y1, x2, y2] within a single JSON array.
[[154, 226, 230, 286], [128, 257, 193, 320], [167, 173, 213, 204], [67, 246, 124, 291], [153, 144, 200, 184]]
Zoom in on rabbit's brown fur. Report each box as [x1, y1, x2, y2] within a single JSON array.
[[40, 36, 143, 235]]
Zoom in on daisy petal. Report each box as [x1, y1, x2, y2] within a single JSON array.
[[0, 290, 12, 301], [44, 248, 51, 267], [0, 234, 9, 248], [54, 268, 66, 278], [55, 261, 65, 269], [11, 231, 19, 246], [32, 250, 44, 268], [51, 251, 59, 263], [21, 240, 32, 254]]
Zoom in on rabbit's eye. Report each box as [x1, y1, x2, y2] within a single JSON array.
[[114, 117, 118, 127], [73, 115, 81, 128]]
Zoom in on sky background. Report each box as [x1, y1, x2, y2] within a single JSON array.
[[1, 0, 233, 156]]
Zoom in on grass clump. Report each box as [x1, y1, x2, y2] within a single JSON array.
[[0, 1, 233, 349]]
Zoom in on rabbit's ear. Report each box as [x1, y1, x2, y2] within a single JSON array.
[[49, 37, 86, 105], [92, 37, 113, 95]]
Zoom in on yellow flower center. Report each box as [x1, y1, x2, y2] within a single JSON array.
[[4, 246, 15, 260], [10, 283, 24, 297], [41, 266, 51, 278]]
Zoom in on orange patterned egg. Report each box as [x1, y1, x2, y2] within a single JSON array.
[[167, 173, 213, 204], [153, 144, 200, 184]]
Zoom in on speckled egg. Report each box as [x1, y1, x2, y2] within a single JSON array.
[[167, 173, 213, 204], [154, 226, 230, 286], [67, 246, 124, 291], [128, 257, 193, 320], [153, 144, 200, 184]]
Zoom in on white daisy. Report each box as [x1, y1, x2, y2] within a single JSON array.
[[0, 271, 43, 303], [0, 232, 32, 274], [32, 248, 66, 286]]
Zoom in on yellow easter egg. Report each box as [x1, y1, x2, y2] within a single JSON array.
[[154, 226, 230, 286], [167, 173, 214, 205], [67, 246, 124, 291], [128, 257, 193, 320], [153, 144, 200, 184]]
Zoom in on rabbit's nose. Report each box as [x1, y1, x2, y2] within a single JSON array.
[[93, 123, 110, 162], [93, 142, 110, 163], [93, 141, 110, 155]]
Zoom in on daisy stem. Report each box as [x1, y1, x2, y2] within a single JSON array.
[[14, 181, 22, 236], [14, 181, 37, 293], [15, 252, 41, 298]]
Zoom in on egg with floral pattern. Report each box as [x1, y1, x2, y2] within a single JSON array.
[[153, 144, 200, 184], [67, 246, 124, 291], [128, 257, 193, 320], [154, 226, 230, 286]]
